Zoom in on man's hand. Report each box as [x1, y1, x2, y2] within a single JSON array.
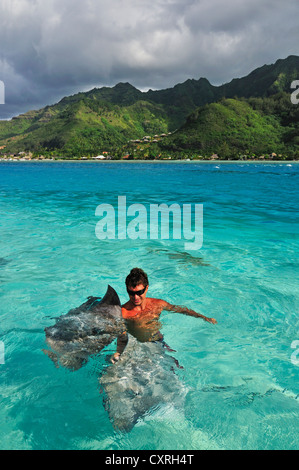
[[110, 352, 121, 364], [204, 316, 217, 324], [110, 332, 128, 364]]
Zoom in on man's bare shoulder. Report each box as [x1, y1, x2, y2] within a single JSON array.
[[121, 301, 131, 309], [146, 298, 173, 310], [121, 298, 172, 317]]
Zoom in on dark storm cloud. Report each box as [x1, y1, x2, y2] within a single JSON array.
[[0, 0, 298, 118]]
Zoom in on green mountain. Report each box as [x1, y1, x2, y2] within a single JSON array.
[[0, 88, 170, 157], [159, 92, 299, 158], [221, 55, 299, 98], [0, 55, 298, 158], [147, 55, 299, 126]]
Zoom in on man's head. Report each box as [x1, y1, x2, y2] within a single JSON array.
[[125, 268, 149, 306]]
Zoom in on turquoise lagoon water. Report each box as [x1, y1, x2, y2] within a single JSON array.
[[0, 161, 298, 450]]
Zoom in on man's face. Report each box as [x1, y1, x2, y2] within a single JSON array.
[[127, 283, 148, 306]]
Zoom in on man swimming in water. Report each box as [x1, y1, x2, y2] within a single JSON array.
[[111, 267, 217, 362]]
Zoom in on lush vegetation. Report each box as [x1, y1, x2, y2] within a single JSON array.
[[159, 92, 299, 159], [0, 98, 170, 157], [0, 55, 298, 159]]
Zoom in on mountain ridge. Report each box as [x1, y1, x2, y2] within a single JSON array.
[[0, 55, 298, 158]]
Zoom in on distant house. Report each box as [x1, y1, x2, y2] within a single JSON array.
[[93, 155, 106, 160]]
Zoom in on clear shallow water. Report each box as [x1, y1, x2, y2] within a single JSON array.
[[0, 161, 298, 450]]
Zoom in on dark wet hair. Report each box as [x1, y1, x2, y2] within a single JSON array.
[[125, 268, 149, 289]]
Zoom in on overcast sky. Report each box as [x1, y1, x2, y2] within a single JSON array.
[[0, 0, 299, 119]]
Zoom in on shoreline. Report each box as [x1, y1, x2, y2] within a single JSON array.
[[0, 159, 298, 164]]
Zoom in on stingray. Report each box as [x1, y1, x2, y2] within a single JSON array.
[[0, 257, 9, 267], [44, 285, 187, 431], [43, 285, 126, 370], [148, 248, 210, 266], [99, 335, 187, 432]]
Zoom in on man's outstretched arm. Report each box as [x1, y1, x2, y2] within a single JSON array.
[[162, 301, 217, 324], [110, 331, 128, 363]]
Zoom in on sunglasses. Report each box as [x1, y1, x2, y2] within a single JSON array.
[[127, 286, 147, 297]]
